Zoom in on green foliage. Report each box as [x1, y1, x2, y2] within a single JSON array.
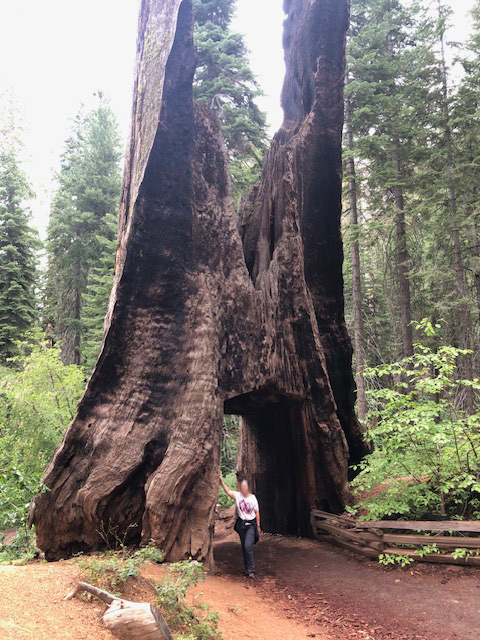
[[0, 528, 39, 565], [46, 96, 121, 367], [352, 329, 480, 521], [193, 0, 268, 202], [76, 544, 165, 594], [78, 549, 221, 640], [154, 560, 222, 640], [344, 0, 443, 363], [451, 547, 479, 561], [416, 543, 439, 557], [220, 415, 239, 476], [0, 341, 85, 529], [343, 0, 480, 382], [82, 211, 117, 371], [217, 470, 236, 509], [0, 135, 39, 362], [378, 553, 414, 567]]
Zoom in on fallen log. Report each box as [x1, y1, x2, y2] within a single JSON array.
[[65, 582, 172, 640]]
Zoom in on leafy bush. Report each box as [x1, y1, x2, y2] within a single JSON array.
[[0, 528, 39, 564], [154, 560, 221, 640], [353, 325, 480, 521], [378, 553, 414, 567], [0, 343, 85, 531], [78, 549, 221, 640], [76, 544, 164, 593]]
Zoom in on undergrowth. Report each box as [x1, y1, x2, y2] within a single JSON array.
[[0, 528, 39, 565], [77, 545, 222, 640], [352, 323, 480, 522], [75, 544, 164, 593]]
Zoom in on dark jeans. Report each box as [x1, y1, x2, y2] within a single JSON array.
[[235, 520, 256, 574]]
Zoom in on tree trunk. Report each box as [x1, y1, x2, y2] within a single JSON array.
[[30, 0, 369, 561], [437, 0, 473, 409], [394, 145, 414, 359], [345, 88, 367, 421], [471, 219, 480, 316]]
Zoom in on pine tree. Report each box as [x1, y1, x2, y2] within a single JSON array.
[[193, 0, 268, 202], [345, 0, 440, 363], [436, 2, 473, 399], [82, 212, 117, 371], [344, 77, 367, 420], [454, 0, 480, 332], [0, 137, 38, 362], [46, 97, 121, 366]]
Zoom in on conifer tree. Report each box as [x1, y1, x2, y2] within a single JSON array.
[[46, 97, 121, 367], [82, 212, 117, 372], [345, 0, 440, 362], [0, 133, 38, 362], [193, 0, 268, 201], [455, 0, 480, 323]]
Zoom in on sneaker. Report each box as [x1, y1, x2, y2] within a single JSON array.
[[247, 572, 255, 579]]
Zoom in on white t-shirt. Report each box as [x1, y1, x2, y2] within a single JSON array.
[[234, 491, 259, 521]]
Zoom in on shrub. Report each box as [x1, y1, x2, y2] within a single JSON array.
[[0, 527, 39, 564], [76, 543, 164, 593], [77, 549, 222, 640], [153, 560, 222, 640], [0, 343, 85, 531], [353, 325, 480, 521]]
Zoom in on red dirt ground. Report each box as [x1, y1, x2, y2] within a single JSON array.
[[0, 531, 478, 639], [213, 532, 480, 640]]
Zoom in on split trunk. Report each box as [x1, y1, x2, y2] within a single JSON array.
[[30, 0, 369, 562]]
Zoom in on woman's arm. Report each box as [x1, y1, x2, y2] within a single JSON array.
[[256, 510, 261, 533], [219, 473, 236, 499]]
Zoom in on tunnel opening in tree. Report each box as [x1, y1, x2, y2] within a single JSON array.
[[226, 389, 313, 537]]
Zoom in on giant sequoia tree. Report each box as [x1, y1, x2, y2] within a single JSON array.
[[30, 0, 368, 562]]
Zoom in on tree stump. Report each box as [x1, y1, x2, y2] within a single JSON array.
[[30, 0, 370, 562], [65, 582, 172, 640]]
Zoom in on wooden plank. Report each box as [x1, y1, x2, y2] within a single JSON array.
[[311, 510, 357, 527], [352, 520, 480, 533], [312, 520, 383, 548], [382, 532, 480, 549], [313, 529, 379, 559], [311, 510, 480, 533]]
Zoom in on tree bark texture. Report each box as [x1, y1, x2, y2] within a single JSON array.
[[394, 146, 414, 359], [30, 0, 369, 562]]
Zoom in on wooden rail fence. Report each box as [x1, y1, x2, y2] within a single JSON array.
[[311, 510, 480, 566]]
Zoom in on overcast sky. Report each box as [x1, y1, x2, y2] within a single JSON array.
[[0, 0, 475, 236]]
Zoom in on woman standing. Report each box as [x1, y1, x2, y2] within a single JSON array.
[[219, 474, 261, 578]]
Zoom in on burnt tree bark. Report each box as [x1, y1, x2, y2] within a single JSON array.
[[30, 0, 369, 562]]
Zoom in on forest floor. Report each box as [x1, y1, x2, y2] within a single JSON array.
[[0, 527, 479, 640]]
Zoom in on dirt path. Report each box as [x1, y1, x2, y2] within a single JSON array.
[[0, 557, 325, 640], [213, 533, 480, 640], [0, 534, 479, 639], [0, 563, 111, 640], [145, 563, 328, 640]]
